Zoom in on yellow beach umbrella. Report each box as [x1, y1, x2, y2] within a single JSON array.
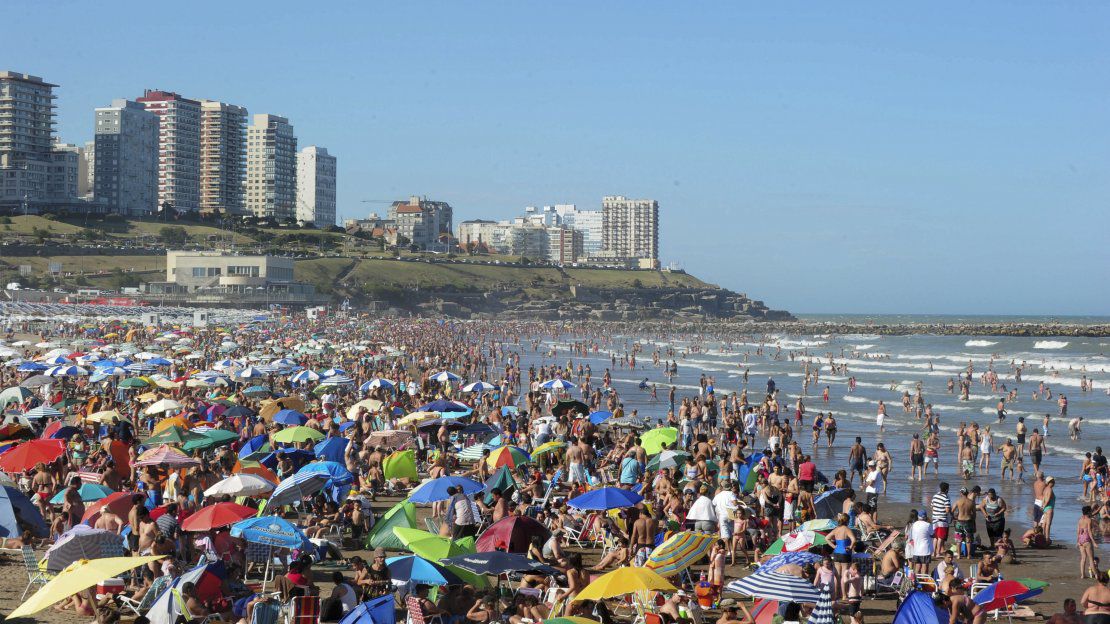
[[573, 566, 676, 601], [531, 440, 566, 457], [86, 409, 124, 423], [10, 555, 164, 618], [153, 415, 191, 433], [397, 411, 439, 426], [136, 391, 160, 403], [346, 398, 383, 419]]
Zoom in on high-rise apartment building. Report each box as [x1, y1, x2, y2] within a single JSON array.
[[136, 90, 201, 212], [388, 196, 453, 249], [246, 114, 297, 220], [199, 100, 247, 215], [48, 142, 80, 201], [554, 204, 603, 255], [295, 146, 336, 227], [0, 71, 58, 205], [601, 195, 659, 262], [93, 99, 158, 216]]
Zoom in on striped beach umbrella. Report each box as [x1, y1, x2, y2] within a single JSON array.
[[726, 571, 822, 603], [289, 370, 319, 384], [807, 584, 835, 624], [46, 365, 88, 377], [430, 371, 461, 383], [763, 530, 829, 556], [361, 378, 394, 391], [319, 374, 353, 386], [540, 378, 575, 390], [486, 446, 531, 469], [23, 405, 64, 419], [645, 531, 716, 577], [462, 381, 496, 393]]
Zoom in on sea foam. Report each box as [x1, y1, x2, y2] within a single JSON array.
[[1034, 341, 1069, 350], [964, 340, 998, 347]]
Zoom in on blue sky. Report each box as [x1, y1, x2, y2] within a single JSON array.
[[11, 2, 1109, 314]]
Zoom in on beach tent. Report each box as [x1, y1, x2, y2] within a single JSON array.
[[364, 500, 416, 550], [0, 485, 48, 537], [813, 488, 850, 520], [483, 465, 517, 505], [382, 449, 418, 481], [339, 595, 396, 624], [736, 454, 764, 493], [893, 591, 950, 624]]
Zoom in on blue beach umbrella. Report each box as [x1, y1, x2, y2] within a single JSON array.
[[238, 434, 270, 459], [360, 378, 394, 391], [49, 483, 115, 504], [429, 371, 461, 383], [296, 461, 355, 487], [314, 437, 349, 463], [567, 487, 643, 511], [290, 370, 320, 384], [419, 399, 471, 414], [23, 405, 63, 419], [540, 378, 575, 390], [385, 555, 462, 585], [268, 471, 332, 508], [230, 515, 311, 550], [17, 362, 48, 373], [338, 594, 395, 624], [320, 368, 346, 378], [725, 571, 822, 603], [589, 410, 613, 425], [408, 476, 484, 504], [273, 409, 308, 426]]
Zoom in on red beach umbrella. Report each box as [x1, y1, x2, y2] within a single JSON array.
[[181, 502, 257, 532], [0, 439, 65, 473], [82, 491, 138, 524]]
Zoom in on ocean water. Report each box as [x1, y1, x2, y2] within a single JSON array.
[[535, 327, 1110, 548]]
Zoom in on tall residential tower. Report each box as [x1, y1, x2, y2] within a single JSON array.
[[93, 99, 158, 216], [295, 146, 336, 227], [136, 90, 202, 211], [199, 100, 247, 215], [601, 195, 659, 263], [246, 114, 297, 220]]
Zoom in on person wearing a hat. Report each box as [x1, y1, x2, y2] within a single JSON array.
[[864, 459, 883, 512]]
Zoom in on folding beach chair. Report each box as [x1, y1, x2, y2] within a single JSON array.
[[118, 574, 171, 617], [405, 594, 443, 624], [287, 595, 320, 624], [21, 546, 52, 600]]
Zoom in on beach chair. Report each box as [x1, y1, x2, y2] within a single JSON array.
[[118, 574, 171, 616], [871, 570, 903, 599], [534, 469, 563, 509], [405, 594, 443, 624], [866, 530, 900, 556], [286, 595, 320, 624], [424, 517, 441, 535], [565, 513, 598, 548], [915, 576, 937, 594], [251, 600, 283, 624], [21, 546, 52, 600], [172, 587, 224, 624]]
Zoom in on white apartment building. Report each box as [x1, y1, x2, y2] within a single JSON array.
[[0, 71, 58, 206], [388, 196, 453, 249], [601, 195, 659, 261], [246, 114, 297, 220], [93, 99, 158, 216], [136, 90, 202, 212], [296, 146, 336, 227], [200, 100, 248, 215]]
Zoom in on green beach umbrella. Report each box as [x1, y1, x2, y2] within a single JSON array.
[[146, 425, 207, 447], [646, 450, 690, 472], [382, 450, 418, 481], [272, 426, 325, 444], [0, 386, 34, 406], [640, 427, 678, 454], [183, 429, 239, 452], [118, 378, 149, 389], [364, 500, 416, 551]]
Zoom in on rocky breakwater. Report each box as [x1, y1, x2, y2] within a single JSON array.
[[492, 285, 794, 321]]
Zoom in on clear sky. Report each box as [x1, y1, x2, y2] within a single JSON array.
[[10, 2, 1109, 315]]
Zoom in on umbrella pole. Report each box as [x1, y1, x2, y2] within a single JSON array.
[[261, 545, 272, 591]]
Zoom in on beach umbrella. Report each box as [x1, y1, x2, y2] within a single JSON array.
[[314, 437, 349, 463], [530, 440, 566, 458], [338, 594, 395, 624], [800, 519, 838, 532], [362, 377, 395, 391], [0, 438, 66, 472], [646, 450, 691, 472], [442, 551, 557, 576], [319, 374, 354, 387], [486, 445, 531, 469], [273, 425, 324, 444], [419, 399, 471, 414], [134, 444, 201, 467], [588, 410, 613, 425], [48, 483, 114, 504], [552, 399, 589, 419], [45, 525, 126, 572], [183, 428, 238, 452], [462, 381, 496, 393], [268, 471, 332, 508], [0, 484, 48, 537], [272, 409, 308, 426], [41, 355, 73, 365], [409, 476, 484, 504], [813, 489, 850, 520], [182, 502, 258, 532], [541, 379, 575, 391], [230, 515, 311, 549], [296, 461, 355, 487], [764, 531, 829, 556], [204, 473, 277, 498], [756, 552, 824, 575], [125, 362, 158, 374], [726, 571, 822, 603], [81, 491, 138, 524], [567, 487, 643, 511], [385, 555, 462, 585], [270, 357, 298, 369], [145, 398, 183, 414], [806, 583, 835, 624], [573, 566, 676, 601], [22, 405, 63, 419], [46, 364, 89, 377], [213, 358, 244, 370], [640, 427, 678, 454], [482, 465, 517, 505], [152, 415, 191, 433], [364, 500, 416, 550], [972, 579, 1046, 612], [892, 591, 950, 624], [397, 411, 439, 426], [43, 422, 80, 440], [146, 425, 207, 447], [9, 555, 164, 619], [430, 371, 461, 383], [239, 434, 270, 459], [320, 367, 347, 378], [235, 366, 266, 379], [224, 405, 255, 419], [644, 531, 716, 577], [382, 449, 418, 481], [0, 386, 34, 406], [475, 515, 550, 553], [16, 362, 48, 373], [347, 398, 383, 419], [290, 370, 320, 384], [243, 385, 271, 397], [20, 374, 53, 388]]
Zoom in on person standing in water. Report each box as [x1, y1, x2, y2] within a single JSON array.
[[876, 400, 887, 432]]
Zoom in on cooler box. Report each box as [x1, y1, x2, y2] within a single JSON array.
[[97, 578, 125, 596]]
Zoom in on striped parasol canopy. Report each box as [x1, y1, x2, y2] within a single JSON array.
[[726, 571, 822, 603], [645, 531, 717, 577], [134, 444, 201, 467], [806, 584, 835, 624], [486, 446, 531, 468], [763, 530, 829, 555]]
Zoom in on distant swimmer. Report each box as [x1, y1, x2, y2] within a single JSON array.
[[996, 398, 1007, 423]]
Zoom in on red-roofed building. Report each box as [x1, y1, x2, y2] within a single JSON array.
[[387, 195, 453, 250]]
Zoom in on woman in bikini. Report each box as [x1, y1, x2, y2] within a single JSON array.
[[1079, 506, 1098, 579]]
